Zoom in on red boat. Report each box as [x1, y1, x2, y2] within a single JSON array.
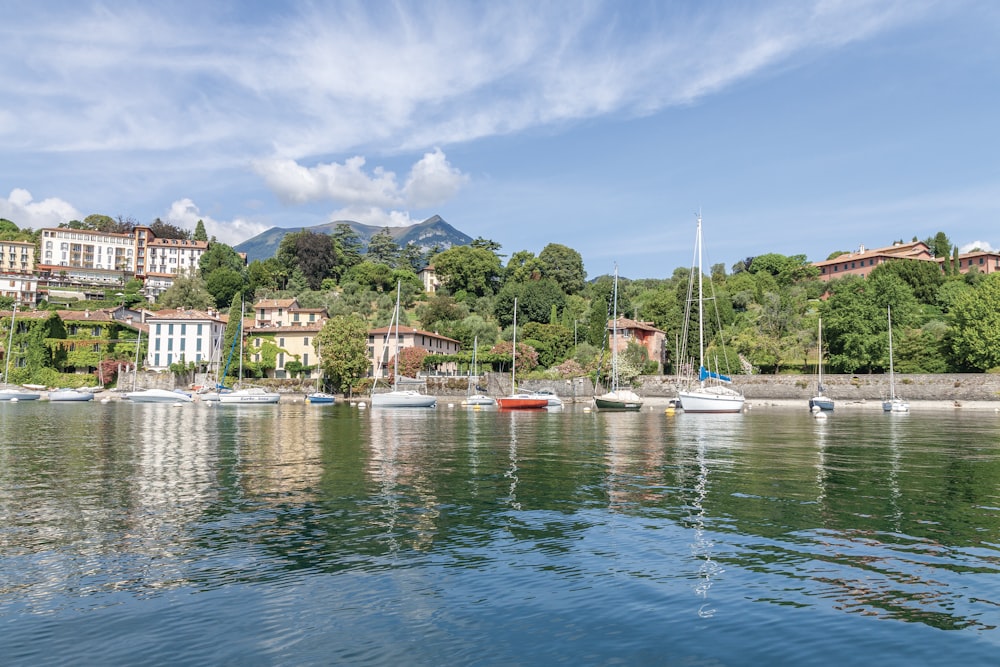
[[497, 393, 549, 410]]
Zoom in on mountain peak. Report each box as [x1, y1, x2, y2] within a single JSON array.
[[234, 215, 472, 262]]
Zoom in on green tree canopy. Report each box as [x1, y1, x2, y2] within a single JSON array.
[[430, 245, 502, 297], [193, 219, 209, 242], [365, 228, 400, 267], [157, 271, 216, 310], [947, 272, 1000, 371], [277, 230, 337, 290], [148, 218, 190, 239], [538, 243, 586, 295], [494, 278, 566, 328], [315, 314, 370, 394]]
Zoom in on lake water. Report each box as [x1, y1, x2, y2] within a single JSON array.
[[1, 400, 998, 666]]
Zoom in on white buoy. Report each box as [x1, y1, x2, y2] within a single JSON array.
[[814, 412, 828, 421], [10, 397, 18, 403], [811, 404, 821, 413], [583, 406, 591, 413], [358, 402, 367, 409]]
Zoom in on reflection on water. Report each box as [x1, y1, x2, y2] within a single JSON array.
[[1, 403, 999, 665]]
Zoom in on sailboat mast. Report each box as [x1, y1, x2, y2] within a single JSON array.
[[237, 298, 245, 384], [696, 214, 705, 385], [392, 280, 401, 389], [887, 305, 895, 400], [611, 264, 619, 392], [511, 298, 518, 393]]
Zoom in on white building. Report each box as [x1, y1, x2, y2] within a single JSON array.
[[145, 309, 226, 371]]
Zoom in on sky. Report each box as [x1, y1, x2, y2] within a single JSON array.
[[1, 1, 998, 280]]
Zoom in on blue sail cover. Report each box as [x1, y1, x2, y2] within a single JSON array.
[[699, 366, 732, 383]]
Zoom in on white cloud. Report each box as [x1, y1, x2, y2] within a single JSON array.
[[960, 240, 995, 253], [326, 206, 420, 229], [403, 149, 468, 209], [162, 199, 270, 247], [0, 189, 80, 229], [253, 149, 468, 212], [252, 156, 403, 207]]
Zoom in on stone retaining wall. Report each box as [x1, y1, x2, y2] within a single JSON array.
[[441, 372, 1000, 402]]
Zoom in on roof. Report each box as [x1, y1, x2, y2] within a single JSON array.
[[253, 298, 298, 309], [609, 317, 664, 333], [369, 326, 460, 344], [145, 308, 224, 323], [812, 240, 934, 267]]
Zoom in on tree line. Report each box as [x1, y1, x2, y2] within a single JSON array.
[[3, 214, 999, 393]]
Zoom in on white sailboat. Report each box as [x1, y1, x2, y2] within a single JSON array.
[[371, 281, 436, 408], [677, 214, 745, 414], [462, 336, 495, 406], [0, 303, 41, 401], [219, 298, 280, 405], [808, 318, 834, 412], [595, 263, 643, 411], [882, 305, 909, 413]]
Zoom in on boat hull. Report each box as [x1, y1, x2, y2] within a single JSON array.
[[595, 389, 642, 411], [497, 395, 548, 410], [677, 388, 745, 413], [808, 396, 834, 412], [462, 394, 496, 406], [306, 393, 336, 404], [371, 390, 436, 408], [219, 389, 281, 404], [0, 389, 41, 401], [882, 398, 909, 413], [125, 389, 193, 403], [594, 397, 642, 411], [49, 390, 94, 402]]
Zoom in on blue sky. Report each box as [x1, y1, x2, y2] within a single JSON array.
[[1, 1, 997, 280]]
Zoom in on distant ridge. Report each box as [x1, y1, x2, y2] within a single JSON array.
[[234, 214, 473, 262]]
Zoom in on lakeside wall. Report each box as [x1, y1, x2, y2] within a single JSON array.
[[464, 373, 1000, 403]]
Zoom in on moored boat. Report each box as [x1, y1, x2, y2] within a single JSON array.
[[371, 281, 437, 409], [676, 214, 745, 414], [125, 388, 193, 403], [496, 298, 547, 410], [595, 263, 643, 412], [48, 388, 95, 402]]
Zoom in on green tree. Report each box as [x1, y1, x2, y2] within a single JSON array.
[[870, 259, 943, 305], [205, 268, 245, 309], [220, 291, 245, 383], [366, 228, 400, 267], [430, 245, 502, 297], [314, 314, 370, 394], [193, 219, 209, 242], [277, 230, 337, 290], [158, 271, 216, 310], [504, 250, 543, 284], [343, 261, 395, 292], [538, 243, 586, 294], [200, 241, 245, 277], [332, 223, 364, 275], [947, 273, 1000, 371], [521, 322, 573, 368], [494, 278, 566, 328], [148, 218, 190, 239]]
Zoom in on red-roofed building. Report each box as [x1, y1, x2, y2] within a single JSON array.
[[608, 317, 666, 373], [368, 325, 461, 377], [812, 241, 937, 281]]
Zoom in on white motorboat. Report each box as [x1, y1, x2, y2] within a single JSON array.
[[125, 388, 193, 403]]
